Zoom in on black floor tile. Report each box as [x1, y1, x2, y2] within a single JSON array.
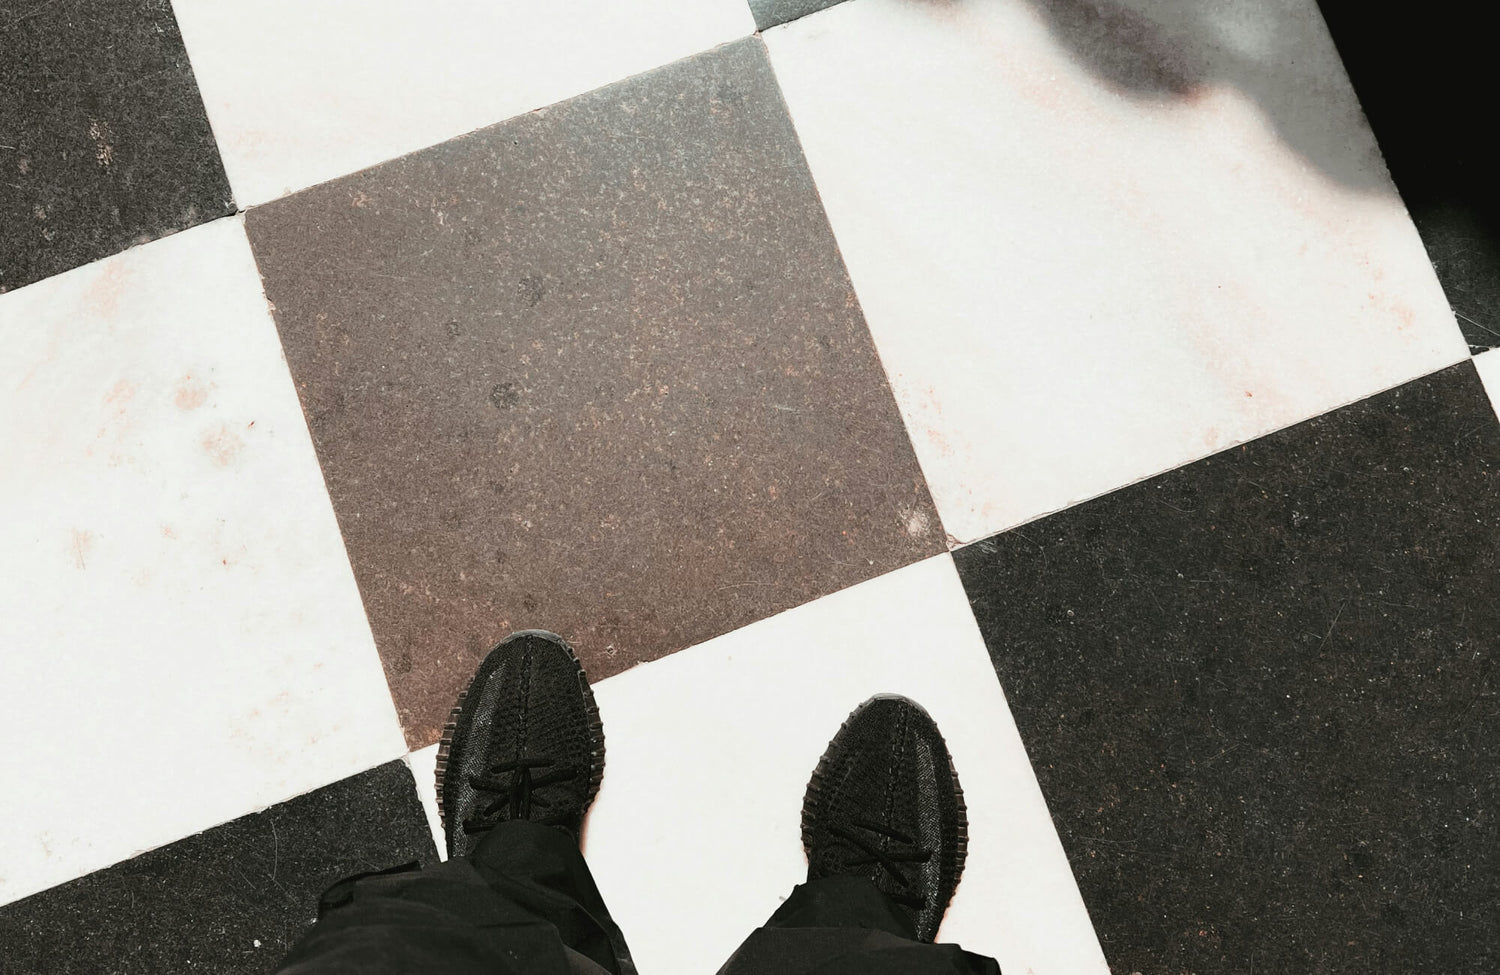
[[748, 0, 849, 31], [0, 762, 435, 974], [1407, 201, 1500, 353], [955, 361, 1500, 973], [1318, 0, 1500, 352], [0, 0, 234, 294]]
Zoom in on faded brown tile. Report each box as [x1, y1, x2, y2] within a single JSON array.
[[245, 38, 942, 748]]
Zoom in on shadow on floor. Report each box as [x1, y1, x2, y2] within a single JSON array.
[[1017, 0, 1498, 350]]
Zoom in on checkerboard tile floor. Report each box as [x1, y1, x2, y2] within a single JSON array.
[[2, 1, 1496, 973]]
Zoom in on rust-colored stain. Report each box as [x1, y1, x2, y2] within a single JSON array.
[[201, 425, 245, 467], [95, 378, 137, 444], [174, 374, 208, 411], [71, 529, 94, 570], [82, 260, 129, 319], [916, 385, 958, 462], [102, 378, 135, 407]]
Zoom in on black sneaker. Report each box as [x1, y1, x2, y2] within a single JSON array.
[[801, 694, 969, 942], [435, 630, 605, 859]]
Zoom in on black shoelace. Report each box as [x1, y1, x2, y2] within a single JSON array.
[[828, 818, 934, 908], [462, 756, 578, 834]]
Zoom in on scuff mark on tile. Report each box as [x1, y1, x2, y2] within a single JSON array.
[[71, 529, 94, 570]]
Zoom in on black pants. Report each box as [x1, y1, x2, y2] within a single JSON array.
[[275, 821, 1000, 975]]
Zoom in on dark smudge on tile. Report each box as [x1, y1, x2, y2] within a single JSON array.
[[0, 0, 234, 293], [956, 361, 1500, 974], [246, 37, 942, 747]]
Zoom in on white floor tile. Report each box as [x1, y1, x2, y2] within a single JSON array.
[[404, 744, 448, 862], [765, 0, 1469, 544], [0, 218, 407, 906], [1474, 351, 1500, 422], [171, 0, 756, 206], [584, 555, 1107, 975]]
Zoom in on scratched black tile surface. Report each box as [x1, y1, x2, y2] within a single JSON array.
[[1411, 204, 1500, 352], [245, 37, 942, 749], [748, 0, 850, 31], [0, 761, 435, 974], [0, 0, 233, 294], [955, 361, 1500, 974], [1318, 0, 1499, 352]]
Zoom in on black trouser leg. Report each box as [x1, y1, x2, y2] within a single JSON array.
[[715, 876, 1001, 975], [275, 820, 635, 975]]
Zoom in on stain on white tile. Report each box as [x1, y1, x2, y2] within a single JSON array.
[[171, 0, 756, 206], [765, 0, 1469, 543], [0, 218, 406, 906], [585, 555, 1107, 975]]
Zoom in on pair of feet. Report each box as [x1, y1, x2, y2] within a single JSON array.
[[435, 630, 968, 943]]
